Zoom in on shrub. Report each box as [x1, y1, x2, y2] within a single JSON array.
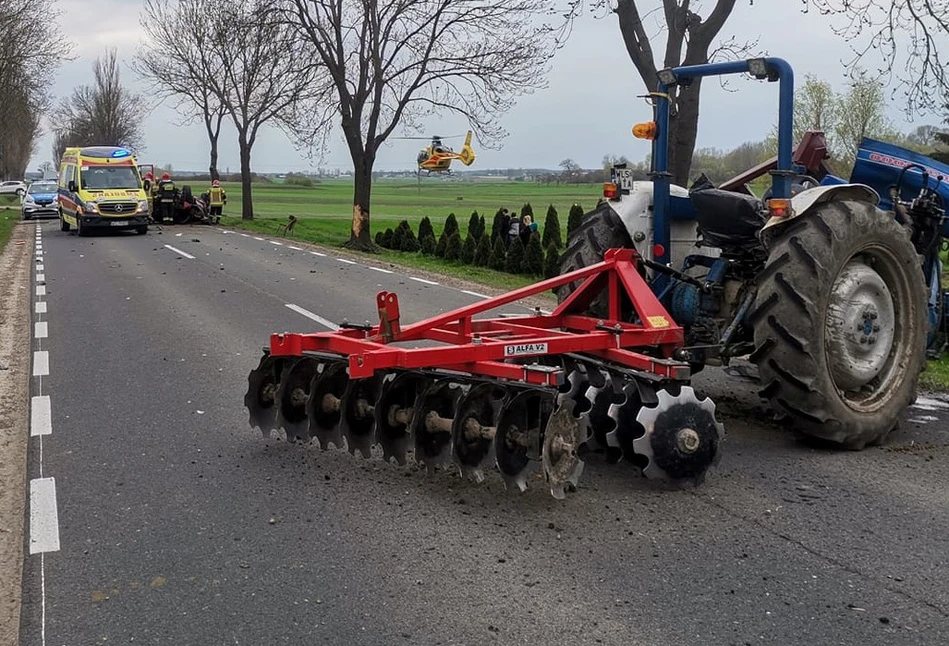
[[418, 216, 435, 241], [445, 231, 463, 261], [491, 208, 507, 242], [542, 204, 562, 249], [420, 233, 436, 255], [461, 236, 477, 264], [443, 212, 459, 238], [544, 242, 561, 278], [520, 203, 534, 219], [375, 231, 385, 247], [524, 233, 544, 275], [478, 215, 486, 240], [401, 228, 420, 252], [381, 228, 395, 249], [505, 237, 525, 274], [474, 235, 491, 267], [434, 232, 448, 258], [489, 237, 506, 271], [391, 221, 408, 250], [467, 211, 481, 240], [567, 203, 584, 238]]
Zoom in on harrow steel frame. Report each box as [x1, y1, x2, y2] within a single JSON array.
[[267, 248, 691, 383]]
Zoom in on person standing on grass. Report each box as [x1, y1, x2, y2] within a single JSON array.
[[519, 214, 537, 246], [208, 179, 227, 223]]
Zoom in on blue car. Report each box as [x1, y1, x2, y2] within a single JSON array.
[[22, 180, 59, 220]]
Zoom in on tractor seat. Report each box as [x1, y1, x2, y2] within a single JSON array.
[[689, 187, 766, 251]]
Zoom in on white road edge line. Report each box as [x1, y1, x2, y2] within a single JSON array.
[[36, 264, 44, 272], [29, 478, 61, 554], [33, 351, 49, 376], [163, 244, 196, 260], [34, 322, 48, 339], [240, 233, 250, 237], [309, 251, 326, 257], [253, 236, 264, 241], [288, 246, 302, 251], [270, 240, 284, 246], [36, 274, 45, 283], [35, 302, 47, 314], [410, 276, 439, 285], [337, 258, 357, 265], [284, 303, 340, 330], [35, 285, 46, 297], [368, 266, 393, 274], [460, 289, 488, 298], [31, 396, 52, 437]]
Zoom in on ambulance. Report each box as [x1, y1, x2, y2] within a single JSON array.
[[58, 146, 151, 236]]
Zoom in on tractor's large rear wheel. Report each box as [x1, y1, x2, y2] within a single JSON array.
[[749, 199, 927, 449], [555, 203, 633, 316]]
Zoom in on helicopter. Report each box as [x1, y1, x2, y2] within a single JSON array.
[[401, 131, 476, 175]]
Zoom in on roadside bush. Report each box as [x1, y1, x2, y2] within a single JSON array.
[[461, 236, 477, 264], [418, 216, 435, 241], [391, 225, 405, 250], [445, 231, 463, 261], [489, 237, 506, 271], [544, 242, 560, 278], [520, 203, 534, 219], [542, 204, 562, 249], [420, 233, 436, 255], [491, 208, 507, 243], [505, 237, 525, 274], [467, 211, 481, 240], [474, 235, 491, 267], [443, 212, 459, 238], [375, 231, 385, 247], [478, 215, 486, 240], [567, 203, 584, 238], [381, 228, 395, 249], [401, 228, 420, 252], [524, 233, 544, 275], [435, 232, 448, 258]]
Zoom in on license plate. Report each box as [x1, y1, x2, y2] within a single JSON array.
[[110, 220, 128, 226], [612, 168, 634, 190]]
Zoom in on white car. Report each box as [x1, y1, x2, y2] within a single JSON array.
[[0, 180, 27, 197]]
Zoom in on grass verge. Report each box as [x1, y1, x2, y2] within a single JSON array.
[[923, 355, 949, 392], [219, 215, 543, 292], [0, 198, 21, 251]]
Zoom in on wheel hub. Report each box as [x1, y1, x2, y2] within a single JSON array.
[[825, 259, 895, 391]]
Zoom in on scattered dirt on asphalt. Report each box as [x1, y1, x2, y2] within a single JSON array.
[[0, 221, 31, 645]]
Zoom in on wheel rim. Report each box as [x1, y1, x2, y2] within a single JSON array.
[[824, 246, 912, 412]]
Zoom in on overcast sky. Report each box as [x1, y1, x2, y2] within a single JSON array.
[[31, 0, 941, 174]]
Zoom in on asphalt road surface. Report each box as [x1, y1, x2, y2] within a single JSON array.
[[17, 221, 949, 645]]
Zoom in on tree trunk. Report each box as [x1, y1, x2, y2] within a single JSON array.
[[209, 133, 220, 181], [669, 81, 703, 187], [345, 151, 375, 251], [238, 133, 254, 220]]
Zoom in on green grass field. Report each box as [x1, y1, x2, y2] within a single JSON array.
[[0, 196, 20, 251]]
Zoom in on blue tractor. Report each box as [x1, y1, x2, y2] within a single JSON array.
[[558, 57, 948, 451]]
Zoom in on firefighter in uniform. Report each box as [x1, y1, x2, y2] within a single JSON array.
[[155, 172, 177, 224], [208, 179, 226, 223]]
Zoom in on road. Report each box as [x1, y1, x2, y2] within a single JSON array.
[[16, 221, 949, 646]]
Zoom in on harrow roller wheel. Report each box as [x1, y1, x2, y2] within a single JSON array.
[[452, 383, 507, 483], [412, 380, 465, 473], [495, 389, 554, 493], [633, 386, 724, 486], [374, 372, 431, 465], [306, 361, 349, 450], [245, 354, 285, 437], [274, 357, 321, 442], [339, 374, 384, 458]]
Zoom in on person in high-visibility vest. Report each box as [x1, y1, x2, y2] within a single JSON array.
[[155, 172, 177, 224], [208, 179, 226, 223]]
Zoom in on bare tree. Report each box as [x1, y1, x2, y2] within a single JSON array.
[[134, 0, 230, 180], [52, 49, 146, 161], [286, 0, 580, 250], [0, 0, 71, 178]]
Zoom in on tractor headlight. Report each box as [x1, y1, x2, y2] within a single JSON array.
[[83, 201, 98, 214], [137, 200, 148, 213], [747, 58, 769, 79], [657, 68, 678, 86]]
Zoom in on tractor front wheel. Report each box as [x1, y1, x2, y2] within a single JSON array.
[[750, 199, 927, 449]]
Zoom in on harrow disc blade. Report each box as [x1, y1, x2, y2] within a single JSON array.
[[374, 372, 431, 465], [495, 389, 554, 493], [244, 354, 284, 437], [583, 371, 623, 456], [306, 361, 349, 450], [412, 380, 465, 473], [274, 357, 321, 442], [339, 374, 384, 459], [633, 386, 724, 486], [452, 383, 506, 483], [542, 397, 588, 499], [606, 379, 656, 468]]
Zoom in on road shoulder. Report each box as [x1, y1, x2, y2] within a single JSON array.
[[0, 220, 31, 646]]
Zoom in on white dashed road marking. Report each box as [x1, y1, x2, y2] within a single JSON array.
[[460, 290, 488, 299], [34, 322, 48, 339], [163, 244, 196, 260], [33, 351, 49, 376], [369, 266, 393, 274], [337, 258, 357, 265], [36, 264, 44, 271], [35, 302, 47, 314], [410, 276, 439, 286], [254, 236, 264, 241], [284, 303, 340, 330], [911, 396, 949, 412], [29, 478, 61, 554], [35, 285, 46, 296], [31, 396, 52, 437], [36, 274, 45, 283], [309, 251, 326, 257], [270, 240, 284, 246], [289, 246, 302, 251]]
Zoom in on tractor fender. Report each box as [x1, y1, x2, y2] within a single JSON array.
[[761, 183, 881, 232]]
